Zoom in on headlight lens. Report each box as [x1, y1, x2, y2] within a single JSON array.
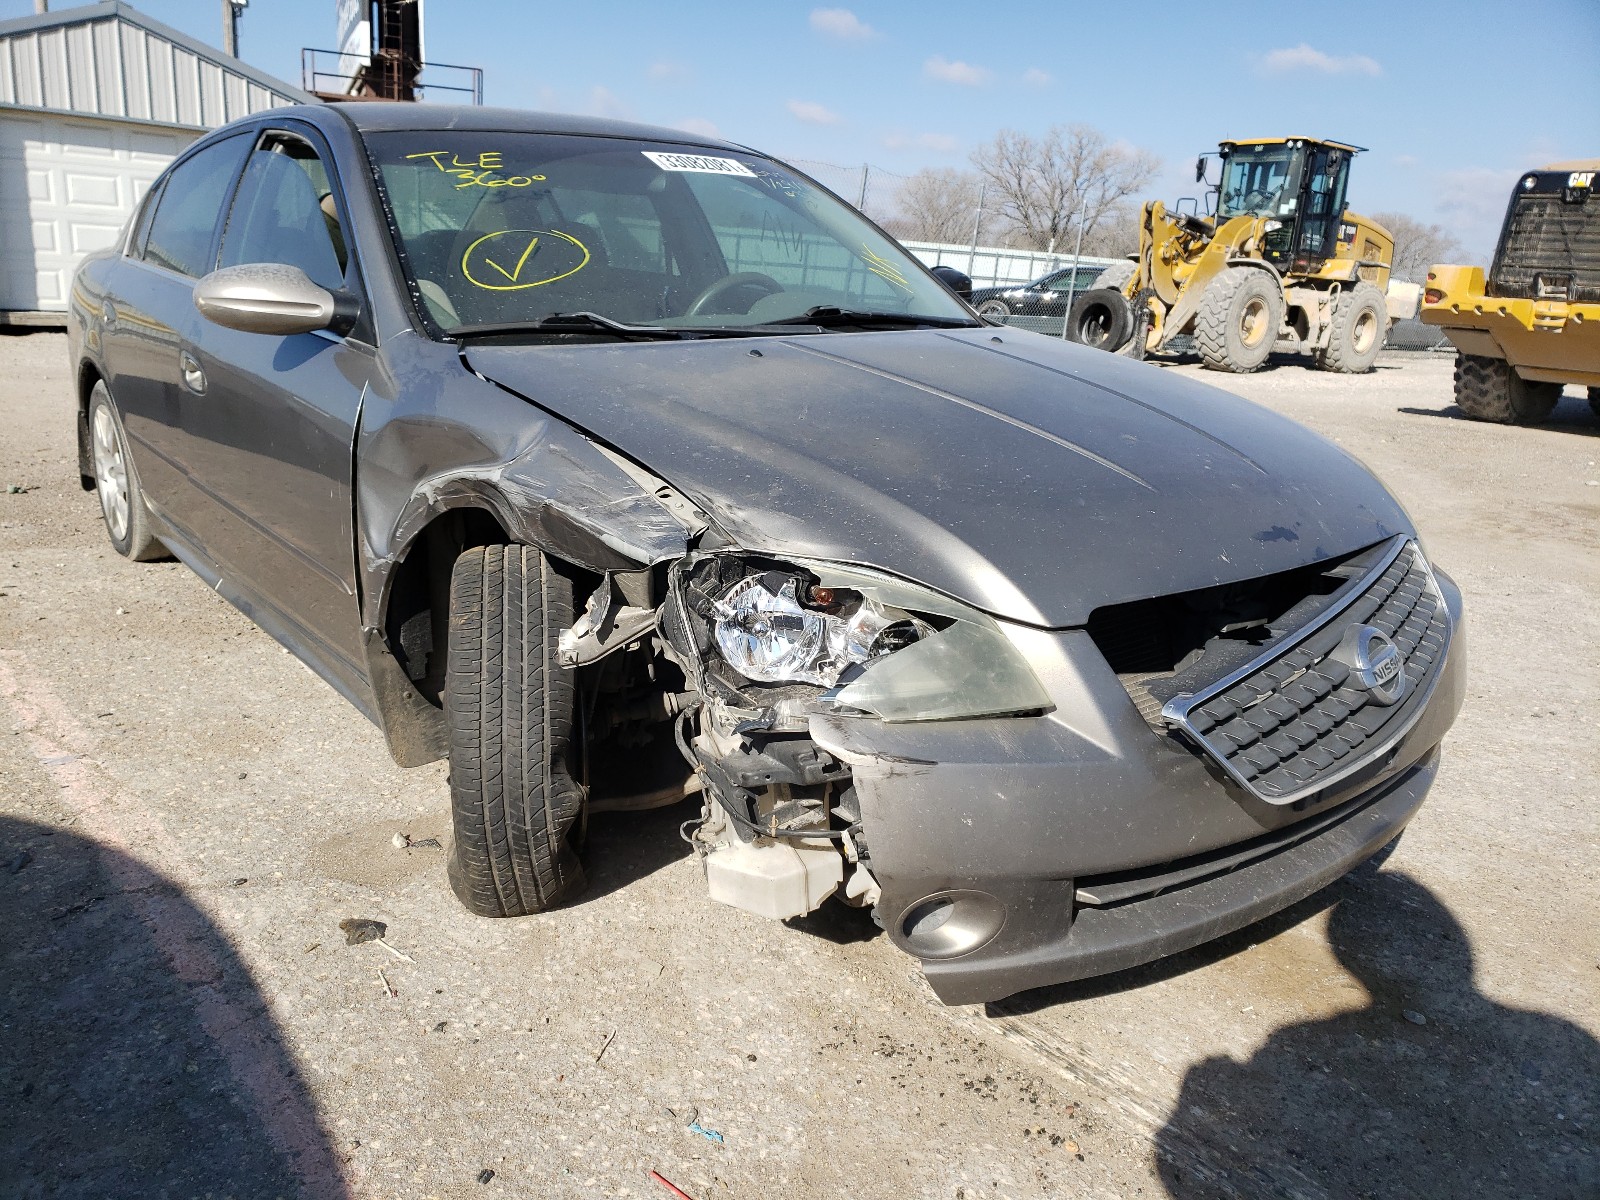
[[713, 573, 922, 687], [709, 562, 1051, 722]]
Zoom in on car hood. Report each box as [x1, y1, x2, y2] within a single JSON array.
[[465, 329, 1410, 627]]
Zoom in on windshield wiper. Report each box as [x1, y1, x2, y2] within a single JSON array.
[[451, 312, 691, 342], [757, 306, 981, 330], [452, 311, 781, 342]]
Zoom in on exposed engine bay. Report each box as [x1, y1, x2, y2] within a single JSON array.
[[559, 550, 1053, 926]]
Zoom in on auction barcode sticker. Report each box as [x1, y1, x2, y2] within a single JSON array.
[[642, 152, 757, 177]]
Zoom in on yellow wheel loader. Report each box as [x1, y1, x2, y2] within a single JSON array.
[[1420, 160, 1600, 424], [1066, 137, 1420, 373]]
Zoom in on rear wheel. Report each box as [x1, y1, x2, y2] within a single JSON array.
[[1453, 354, 1560, 424], [88, 381, 165, 561], [1195, 267, 1283, 373], [975, 299, 1011, 319], [1064, 287, 1134, 352], [1319, 281, 1388, 374], [445, 544, 587, 917], [1587, 386, 1599, 420]]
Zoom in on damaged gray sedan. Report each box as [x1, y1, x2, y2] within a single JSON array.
[[68, 105, 1465, 1004]]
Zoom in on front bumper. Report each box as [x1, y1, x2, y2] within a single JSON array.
[[1420, 263, 1600, 387], [808, 566, 1466, 1006]]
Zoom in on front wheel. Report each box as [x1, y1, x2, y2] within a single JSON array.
[[88, 381, 165, 561], [975, 299, 1011, 319], [1452, 354, 1560, 425], [445, 545, 587, 917], [1195, 267, 1282, 373]]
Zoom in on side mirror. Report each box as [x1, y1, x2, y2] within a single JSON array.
[[194, 263, 359, 337], [929, 264, 973, 300], [1195, 155, 1209, 183]]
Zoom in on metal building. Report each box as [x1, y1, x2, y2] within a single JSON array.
[[0, 1, 310, 323]]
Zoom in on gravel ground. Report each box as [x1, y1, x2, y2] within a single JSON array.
[[1, 333, 1596, 1200]]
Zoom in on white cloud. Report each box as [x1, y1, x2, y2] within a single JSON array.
[[924, 56, 990, 86], [884, 131, 959, 153], [788, 99, 842, 125], [810, 8, 877, 41], [674, 117, 722, 140], [1021, 67, 1052, 88], [1395, 154, 1418, 168], [1261, 43, 1380, 76], [647, 60, 691, 84], [1435, 165, 1521, 259], [586, 86, 633, 120]]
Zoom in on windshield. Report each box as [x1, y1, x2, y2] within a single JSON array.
[[363, 131, 974, 336], [1217, 144, 1306, 220]]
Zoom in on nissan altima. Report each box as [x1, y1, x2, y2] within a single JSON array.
[[67, 105, 1465, 1004]]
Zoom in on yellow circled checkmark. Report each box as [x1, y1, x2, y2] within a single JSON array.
[[483, 235, 540, 282], [460, 229, 590, 291]]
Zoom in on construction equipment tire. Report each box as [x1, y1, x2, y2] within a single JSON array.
[[1319, 281, 1388, 374], [1196, 267, 1282, 373], [1453, 354, 1560, 425], [1588, 387, 1600, 421], [1065, 287, 1134, 352], [445, 544, 588, 918], [1091, 261, 1137, 292]]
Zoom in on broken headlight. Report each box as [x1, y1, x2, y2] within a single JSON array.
[[708, 562, 1051, 722]]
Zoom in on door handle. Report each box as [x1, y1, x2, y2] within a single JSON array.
[[179, 350, 206, 395]]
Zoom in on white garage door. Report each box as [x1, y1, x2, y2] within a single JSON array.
[[0, 112, 195, 312]]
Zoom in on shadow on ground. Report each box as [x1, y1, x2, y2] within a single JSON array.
[[579, 797, 697, 904], [0, 814, 348, 1199], [1152, 871, 1599, 1199], [1398, 393, 1600, 435]]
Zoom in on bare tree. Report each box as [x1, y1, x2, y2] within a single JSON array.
[[880, 168, 986, 244], [1371, 211, 1468, 282], [970, 125, 1158, 252]]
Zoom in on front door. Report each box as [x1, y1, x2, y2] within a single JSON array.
[[181, 126, 372, 683]]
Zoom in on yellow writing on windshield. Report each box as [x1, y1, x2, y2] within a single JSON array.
[[405, 150, 546, 189], [860, 244, 913, 294], [460, 228, 590, 290]]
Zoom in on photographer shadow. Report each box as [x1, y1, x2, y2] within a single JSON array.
[[0, 814, 348, 1199], [1155, 871, 1598, 1199]]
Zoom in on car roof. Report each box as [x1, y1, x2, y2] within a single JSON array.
[[286, 102, 746, 152]]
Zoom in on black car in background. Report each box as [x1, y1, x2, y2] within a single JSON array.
[[968, 263, 1112, 319]]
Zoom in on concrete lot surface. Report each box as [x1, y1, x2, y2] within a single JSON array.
[[2, 332, 1596, 1200]]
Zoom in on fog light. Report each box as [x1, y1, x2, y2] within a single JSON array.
[[896, 890, 1006, 959]]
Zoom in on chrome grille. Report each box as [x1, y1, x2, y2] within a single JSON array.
[[1162, 539, 1451, 805]]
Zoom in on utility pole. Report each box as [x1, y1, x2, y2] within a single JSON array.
[[966, 181, 986, 277], [857, 164, 870, 211], [1060, 210, 1086, 339], [221, 0, 246, 58]]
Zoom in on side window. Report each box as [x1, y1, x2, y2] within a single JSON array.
[[126, 177, 166, 258], [143, 134, 250, 278], [218, 132, 348, 291]]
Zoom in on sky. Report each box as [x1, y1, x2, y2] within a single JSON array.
[[7, 0, 1598, 259]]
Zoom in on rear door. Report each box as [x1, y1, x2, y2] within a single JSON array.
[[182, 125, 372, 681], [97, 131, 252, 518]]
